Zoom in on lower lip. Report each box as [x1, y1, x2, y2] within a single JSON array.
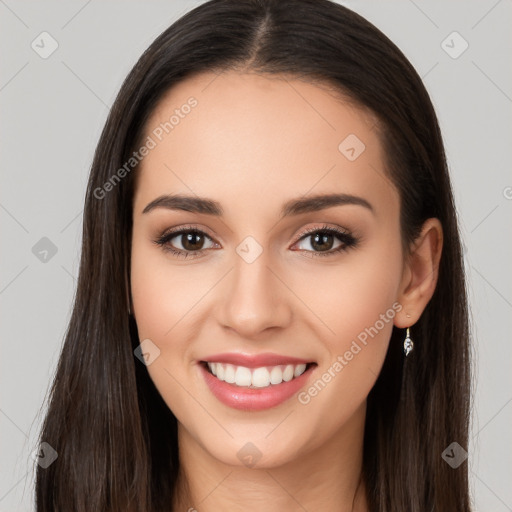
[[198, 362, 317, 411]]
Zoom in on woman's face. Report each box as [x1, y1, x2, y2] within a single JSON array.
[[131, 70, 407, 467]]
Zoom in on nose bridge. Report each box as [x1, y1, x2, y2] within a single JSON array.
[[218, 237, 291, 336]]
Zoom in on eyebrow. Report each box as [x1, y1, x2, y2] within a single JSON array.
[[142, 192, 374, 217]]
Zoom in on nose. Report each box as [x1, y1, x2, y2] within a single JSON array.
[[216, 248, 293, 338]]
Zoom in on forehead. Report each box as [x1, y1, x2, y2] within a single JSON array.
[[133, 70, 398, 221]]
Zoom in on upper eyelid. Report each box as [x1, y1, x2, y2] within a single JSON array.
[[160, 225, 218, 243]]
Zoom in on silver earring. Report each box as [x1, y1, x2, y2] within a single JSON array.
[[403, 327, 414, 356]]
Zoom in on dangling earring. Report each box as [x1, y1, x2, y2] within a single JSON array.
[[403, 327, 414, 356]]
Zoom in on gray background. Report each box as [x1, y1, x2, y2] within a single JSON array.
[[1, 0, 511, 510]]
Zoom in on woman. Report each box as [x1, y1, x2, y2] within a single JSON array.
[[35, 0, 473, 510]]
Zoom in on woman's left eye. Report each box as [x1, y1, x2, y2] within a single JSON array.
[[292, 226, 357, 257], [153, 224, 358, 259]]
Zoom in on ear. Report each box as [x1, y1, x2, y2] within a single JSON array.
[[394, 218, 443, 328]]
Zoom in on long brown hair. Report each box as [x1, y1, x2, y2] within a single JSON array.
[[35, 1, 473, 510]]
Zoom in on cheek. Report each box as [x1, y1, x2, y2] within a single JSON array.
[[130, 236, 207, 340], [293, 241, 402, 350], [334, 257, 400, 347], [130, 250, 172, 340], [290, 239, 403, 410], [295, 245, 403, 425], [130, 233, 220, 401], [130, 238, 202, 420]]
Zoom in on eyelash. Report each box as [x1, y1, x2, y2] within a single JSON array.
[[152, 223, 358, 259]]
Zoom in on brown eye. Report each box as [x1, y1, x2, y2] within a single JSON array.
[[293, 225, 358, 257], [179, 231, 206, 251], [154, 227, 217, 258], [309, 232, 336, 252]]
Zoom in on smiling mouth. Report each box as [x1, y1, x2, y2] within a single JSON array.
[[200, 361, 317, 389]]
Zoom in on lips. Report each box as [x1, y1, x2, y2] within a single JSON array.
[[197, 352, 318, 411]]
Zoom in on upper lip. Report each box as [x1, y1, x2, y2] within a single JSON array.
[[200, 352, 315, 368]]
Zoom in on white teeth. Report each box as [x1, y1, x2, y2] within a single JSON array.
[[216, 363, 225, 381], [294, 363, 306, 377], [269, 366, 283, 385], [206, 362, 309, 388], [251, 367, 270, 388], [282, 364, 294, 382], [235, 366, 252, 386], [224, 364, 236, 383]]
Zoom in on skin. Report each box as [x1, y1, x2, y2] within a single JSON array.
[[130, 70, 443, 512]]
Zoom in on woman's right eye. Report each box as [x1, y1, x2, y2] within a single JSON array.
[[153, 228, 217, 258]]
